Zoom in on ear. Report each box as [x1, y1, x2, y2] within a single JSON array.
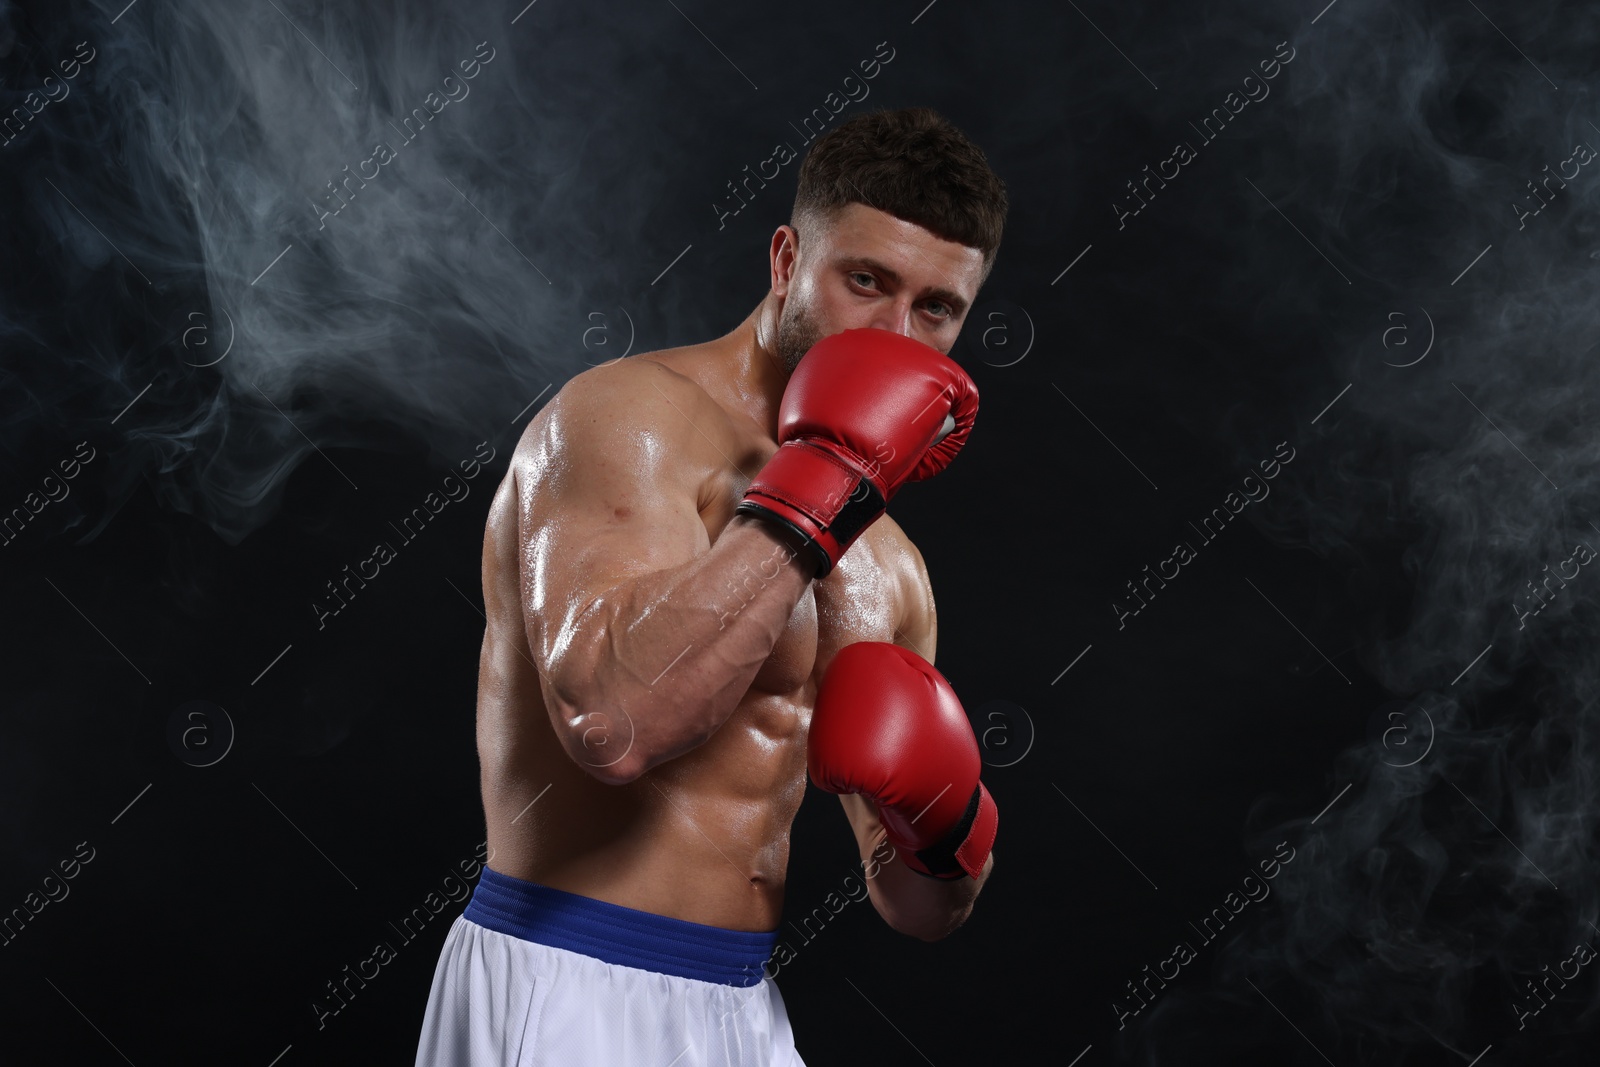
[[769, 224, 799, 297]]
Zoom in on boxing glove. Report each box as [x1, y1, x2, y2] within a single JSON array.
[[736, 329, 978, 579], [808, 641, 998, 880]]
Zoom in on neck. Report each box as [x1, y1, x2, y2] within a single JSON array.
[[711, 293, 789, 440]]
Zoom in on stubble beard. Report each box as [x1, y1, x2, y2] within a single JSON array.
[[776, 295, 826, 378]]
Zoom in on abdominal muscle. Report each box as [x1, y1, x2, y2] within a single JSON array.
[[478, 672, 818, 934], [475, 456, 823, 934]]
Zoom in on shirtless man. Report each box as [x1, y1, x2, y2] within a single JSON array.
[[416, 106, 1007, 1067]]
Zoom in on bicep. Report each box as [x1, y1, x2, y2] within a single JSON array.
[[517, 363, 711, 697]]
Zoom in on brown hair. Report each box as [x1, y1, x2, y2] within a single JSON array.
[[791, 106, 1008, 278]]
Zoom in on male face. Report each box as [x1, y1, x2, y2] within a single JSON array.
[[770, 201, 988, 375]]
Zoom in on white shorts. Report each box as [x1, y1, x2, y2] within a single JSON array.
[[414, 867, 807, 1066]]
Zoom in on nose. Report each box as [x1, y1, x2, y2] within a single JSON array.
[[866, 301, 915, 338]]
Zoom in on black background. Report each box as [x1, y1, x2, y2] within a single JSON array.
[[3, 0, 1599, 1064]]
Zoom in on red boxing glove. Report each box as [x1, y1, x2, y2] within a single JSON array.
[[737, 329, 978, 579], [808, 641, 998, 880]]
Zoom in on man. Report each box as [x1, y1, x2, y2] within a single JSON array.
[[416, 106, 1007, 1066]]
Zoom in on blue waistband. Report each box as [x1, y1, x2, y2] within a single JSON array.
[[463, 867, 778, 987]]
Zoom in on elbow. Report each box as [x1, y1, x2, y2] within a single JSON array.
[[896, 921, 944, 944], [552, 698, 649, 787], [881, 898, 972, 943], [577, 753, 645, 787], [553, 724, 646, 786], [543, 611, 657, 786], [542, 644, 644, 786], [900, 910, 969, 943], [550, 693, 654, 787]]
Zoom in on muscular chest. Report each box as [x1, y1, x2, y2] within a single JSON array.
[[700, 456, 907, 698], [749, 528, 905, 695]]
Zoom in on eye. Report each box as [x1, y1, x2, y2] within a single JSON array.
[[848, 271, 877, 290], [925, 300, 953, 319]]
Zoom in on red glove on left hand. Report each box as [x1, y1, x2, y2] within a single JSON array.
[[808, 641, 998, 879]]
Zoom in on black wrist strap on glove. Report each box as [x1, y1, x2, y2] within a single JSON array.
[[910, 784, 983, 880]]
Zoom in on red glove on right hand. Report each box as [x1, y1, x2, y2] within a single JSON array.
[[736, 329, 978, 579], [808, 641, 998, 880]]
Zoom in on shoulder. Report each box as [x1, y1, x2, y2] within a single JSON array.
[[535, 354, 709, 439], [509, 355, 722, 487]]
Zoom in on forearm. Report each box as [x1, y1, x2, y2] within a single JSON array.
[[864, 834, 995, 942], [548, 514, 814, 782]]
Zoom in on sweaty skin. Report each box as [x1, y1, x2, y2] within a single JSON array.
[[475, 203, 995, 938]]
